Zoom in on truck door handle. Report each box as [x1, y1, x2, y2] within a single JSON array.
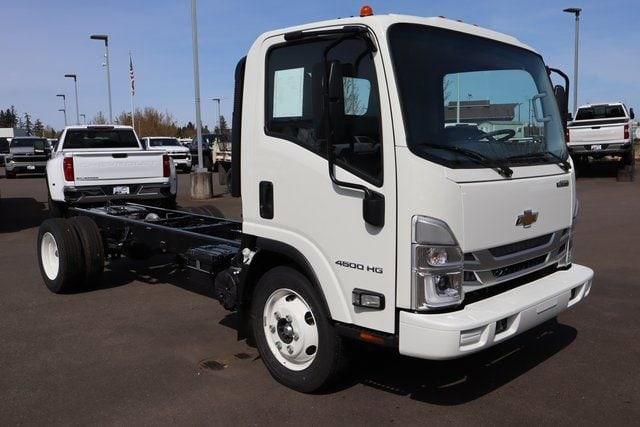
[[259, 181, 274, 219]]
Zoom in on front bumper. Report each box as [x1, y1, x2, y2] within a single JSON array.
[[568, 142, 632, 156], [171, 157, 192, 169], [63, 183, 174, 204], [399, 264, 593, 360]]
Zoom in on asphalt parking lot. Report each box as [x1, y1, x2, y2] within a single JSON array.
[[1, 165, 639, 425]]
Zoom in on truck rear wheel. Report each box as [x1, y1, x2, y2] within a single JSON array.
[[251, 266, 347, 393], [69, 216, 105, 283], [37, 218, 85, 293], [47, 191, 67, 218]]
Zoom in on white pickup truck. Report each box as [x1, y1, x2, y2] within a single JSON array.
[[46, 125, 177, 216], [567, 102, 636, 167], [140, 136, 192, 172]]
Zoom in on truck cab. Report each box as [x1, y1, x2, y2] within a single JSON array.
[[141, 136, 192, 172], [35, 10, 594, 393], [230, 12, 592, 388]]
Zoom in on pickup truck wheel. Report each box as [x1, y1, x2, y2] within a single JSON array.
[[251, 266, 346, 393], [69, 216, 105, 283], [623, 149, 636, 167], [162, 195, 177, 210], [47, 192, 67, 218], [6, 170, 15, 179], [37, 218, 85, 293]]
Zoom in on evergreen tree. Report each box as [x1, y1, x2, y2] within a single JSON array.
[[23, 113, 32, 135], [33, 119, 45, 136]]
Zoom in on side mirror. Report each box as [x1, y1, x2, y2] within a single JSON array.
[[567, 112, 573, 122], [553, 84, 569, 124], [630, 108, 635, 120], [363, 191, 385, 228]]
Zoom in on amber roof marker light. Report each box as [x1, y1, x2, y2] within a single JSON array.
[[360, 5, 374, 17]]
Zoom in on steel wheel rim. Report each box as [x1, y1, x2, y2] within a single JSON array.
[[41, 232, 60, 280], [263, 288, 318, 371]]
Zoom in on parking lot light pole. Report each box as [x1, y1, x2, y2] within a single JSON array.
[[64, 74, 80, 125], [90, 34, 113, 123], [191, 0, 204, 172], [56, 94, 67, 126], [563, 7, 582, 114]]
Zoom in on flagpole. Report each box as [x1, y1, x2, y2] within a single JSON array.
[[129, 51, 136, 132]]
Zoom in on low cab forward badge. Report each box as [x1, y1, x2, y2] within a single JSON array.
[[516, 210, 539, 228]]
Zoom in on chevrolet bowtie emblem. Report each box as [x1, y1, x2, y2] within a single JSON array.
[[516, 210, 538, 228]]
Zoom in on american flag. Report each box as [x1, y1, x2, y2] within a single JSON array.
[[129, 52, 135, 96]]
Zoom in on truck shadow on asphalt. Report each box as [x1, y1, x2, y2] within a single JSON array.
[[0, 197, 50, 233], [336, 320, 577, 404], [79, 257, 577, 405]]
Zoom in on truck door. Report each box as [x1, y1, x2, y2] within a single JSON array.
[[243, 32, 397, 333]]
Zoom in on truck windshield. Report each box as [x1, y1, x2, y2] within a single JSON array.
[[575, 105, 626, 120], [63, 129, 139, 149], [388, 24, 567, 168], [149, 138, 180, 147]]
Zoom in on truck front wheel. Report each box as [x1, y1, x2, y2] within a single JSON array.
[[251, 266, 347, 393]]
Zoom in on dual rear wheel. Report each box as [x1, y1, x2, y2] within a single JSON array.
[[37, 216, 104, 293]]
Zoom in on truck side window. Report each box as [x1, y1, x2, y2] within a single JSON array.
[[266, 37, 383, 186]]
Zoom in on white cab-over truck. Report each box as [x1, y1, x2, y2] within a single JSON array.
[[46, 125, 177, 216], [36, 11, 593, 392], [567, 102, 636, 167]]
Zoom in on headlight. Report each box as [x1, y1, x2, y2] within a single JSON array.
[[412, 216, 464, 310]]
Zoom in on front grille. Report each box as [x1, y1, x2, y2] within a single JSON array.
[[489, 233, 552, 258], [13, 155, 47, 163], [171, 154, 187, 160], [492, 255, 547, 278]]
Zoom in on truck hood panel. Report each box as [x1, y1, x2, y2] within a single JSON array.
[[459, 174, 572, 252]]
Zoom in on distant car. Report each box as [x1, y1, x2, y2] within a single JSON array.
[[140, 137, 192, 172], [5, 136, 49, 178], [0, 137, 9, 166]]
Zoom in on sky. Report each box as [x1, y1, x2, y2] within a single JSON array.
[[1, 0, 638, 130]]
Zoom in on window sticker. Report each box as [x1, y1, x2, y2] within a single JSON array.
[[273, 67, 304, 118]]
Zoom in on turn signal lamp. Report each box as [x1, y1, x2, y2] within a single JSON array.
[[360, 5, 374, 17]]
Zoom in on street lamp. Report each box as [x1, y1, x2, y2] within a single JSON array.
[[190, 0, 205, 172], [80, 113, 87, 124], [56, 94, 67, 126], [211, 97, 223, 133], [563, 7, 582, 114], [90, 34, 113, 123], [64, 74, 80, 125]]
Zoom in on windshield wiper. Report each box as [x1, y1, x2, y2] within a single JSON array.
[[507, 151, 571, 172], [427, 144, 513, 178]]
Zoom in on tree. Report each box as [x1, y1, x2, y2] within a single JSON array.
[[213, 115, 230, 140], [33, 119, 45, 136], [92, 111, 107, 125], [23, 113, 32, 135], [0, 106, 19, 127], [115, 107, 178, 138]]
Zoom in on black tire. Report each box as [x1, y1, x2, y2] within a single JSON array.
[[251, 266, 347, 393], [6, 170, 15, 179], [623, 149, 635, 167], [68, 216, 105, 283], [47, 191, 67, 218], [37, 218, 85, 293]]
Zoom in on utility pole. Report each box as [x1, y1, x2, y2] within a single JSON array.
[[56, 94, 67, 126], [90, 34, 113, 123], [64, 74, 80, 125], [563, 8, 582, 114], [191, 0, 204, 172]]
